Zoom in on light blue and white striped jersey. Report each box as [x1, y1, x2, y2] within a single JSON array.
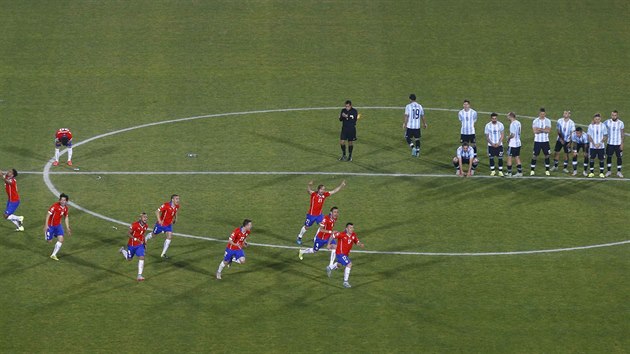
[[571, 131, 589, 145], [508, 120, 522, 147], [458, 108, 478, 134], [456, 145, 475, 160], [532, 117, 552, 142], [588, 123, 608, 148], [604, 118, 624, 145], [556, 118, 576, 142], [484, 121, 504, 146], [405, 102, 424, 129]]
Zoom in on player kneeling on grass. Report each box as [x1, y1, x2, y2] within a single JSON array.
[[216, 219, 252, 280], [119, 212, 149, 281], [453, 142, 478, 177], [299, 206, 339, 268], [326, 223, 364, 288]]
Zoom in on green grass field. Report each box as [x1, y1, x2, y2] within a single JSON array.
[[1, 1, 629, 353]]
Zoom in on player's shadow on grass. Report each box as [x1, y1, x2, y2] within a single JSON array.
[[2, 146, 49, 161], [352, 258, 446, 288]]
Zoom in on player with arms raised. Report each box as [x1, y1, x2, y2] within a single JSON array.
[[326, 222, 365, 288], [216, 219, 253, 280], [119, 212, 150, 281], [298, 206, 339, 268], [44, 193, 71, 261], [295, 180, 346, 245]]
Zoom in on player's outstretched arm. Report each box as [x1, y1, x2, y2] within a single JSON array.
[[330, 180, 346, 195], [307, 180, 315, 194]]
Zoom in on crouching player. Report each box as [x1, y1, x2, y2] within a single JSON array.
[[119, 212, 149, 281], [453, 142, 479, 177], [326, 223, 365, 288], [216, 219, 252, 280], [53, 128, 73, 166], [298, 206, 339, 268]]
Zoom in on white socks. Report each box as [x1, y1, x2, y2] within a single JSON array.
[[67, 147, 73, 161], [120, 248, 128, 259], [217, 261, 226, 274], [145, 232, 152, 241], [344, 267, 351, 282], [138, 260, 144, 275], [7, 214, 20, 227], [55, 148, 60, 162], [161, 238, 171, 256], [329, 250, 336, 267], [297, 226, 307, 239], [52, 241, 62, 256], [303, 248, 315, 255]]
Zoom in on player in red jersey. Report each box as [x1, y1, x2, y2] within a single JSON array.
[[296, 180, 346, 245], [145, 194, 180, 259], [44, 193, 71, 261], [53, 128, 74, 166], [326, 223, 365, 288], [216, 219, 253, 280], [2, 168, 24, 232], [298, 206, 339, 268], [119, 212, 150, 281]]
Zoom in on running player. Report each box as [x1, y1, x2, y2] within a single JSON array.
[[326, 223, 365, 288], [588, 113, 608, 178], [44, 193, 71, 261], [119, 212, 150, 281], [298, 206, 339, 268], [216, 219, 253, 280], [551, 110, 576, 173], [295, 180, 346, 245], [2, 168, 24, 231], [403, 94, 427, 157], [146, 194, 180, 259], [604, 110, 624, 177], [506, 112, 523, 177], [484, 112, 505, 176], [53, 128, 74, 166]]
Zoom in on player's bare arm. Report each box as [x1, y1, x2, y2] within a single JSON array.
[[155, 209, 162, 225], [329, 180, 346, 195], [43, 213, 51, 235], [65, 216, 72, 236], [307, 180, 315, 194], [403, 114, 409, 129], [421, 115, 427, 129]]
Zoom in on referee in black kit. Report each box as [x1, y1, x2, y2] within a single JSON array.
[[338, 100, 359, 162]]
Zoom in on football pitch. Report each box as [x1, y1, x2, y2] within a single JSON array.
[[1, 1, 629, 353]]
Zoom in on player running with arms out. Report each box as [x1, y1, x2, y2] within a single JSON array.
[[326, 223, 364, 288], [53, 128, 74, 166], [44, 193, 71, 261], [298, 206, 339, 268], [403, 93, 427, 157], [119, 212, 150, 281], [296, 180, 346, 245], [216, 219, 253, 280], [145, 194, 180, 259], [1, 168, 24, 231]]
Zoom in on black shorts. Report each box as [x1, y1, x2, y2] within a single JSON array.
[[589, 148, 605, 160], [606, 144, 623, 158], [487, 145, 504, 157], [460, 134, 476, 144], [574, 143, 588, 153], [533, 141, 551, 156], [554, 140, 570, 153], [340, 126, 357, 141], [507, 146, 521, 157], [406, 128, 421, 139]]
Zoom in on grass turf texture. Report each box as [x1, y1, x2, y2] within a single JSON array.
[[1, 0, 629, 352]]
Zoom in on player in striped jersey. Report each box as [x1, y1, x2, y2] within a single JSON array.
[[571, 127, 589, 176], [587, 113, 608, 178], [604, 110, 624, 177], [484, 113, 505, 176], [452, 142, 478, 177], [506, 112, 523, 177], [403, 94, 427, 157], [551, 110, 576, 173], [530, 108, 552, 176], [458, 100, 478, 156]]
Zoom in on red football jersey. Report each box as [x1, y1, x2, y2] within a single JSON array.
[[335, 231, 360, 255], [47, 202, 69, 226], [157, 202, 179, 226], [56, 128, 73, 140], [307, 191, 330, 215], [4, 176, 19, 202], [226, 227, 251, 251], [315, 214, 337, 240], [128, 221, 148, 247]]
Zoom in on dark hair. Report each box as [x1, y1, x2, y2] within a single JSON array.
[[594, 113, 601, 118], [576, 127, 583, 132], [463, 99, 470, 104], [60, 136, 69, 145], [507, 112, 516, 118], [345, 222, 354, 228], [11, 169, 18, 177], [491, 112, 498, 118], [462, 142, 469, 147], [539, 107, 546, 112], [317, 184, 324, 191], [59, 193, 69, 201], [330, 206, 338, 212], [170, 194, 179, 200], [612, 110, 619, 114], [345, 100, 352, 105], [409, 94, 416, 101], [242, 219, 252, 227]]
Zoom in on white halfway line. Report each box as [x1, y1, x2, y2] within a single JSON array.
[[41, 106, 630, 256]]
